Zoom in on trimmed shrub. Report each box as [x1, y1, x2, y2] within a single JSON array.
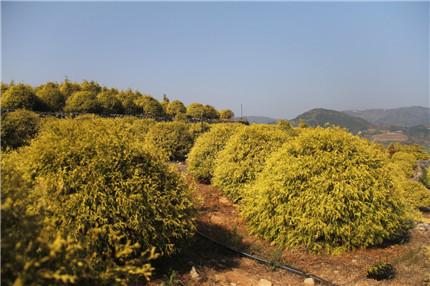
[[97, 90, 124, 114], [212, 124, 291, 201], [116, 90, 140, 115], [203, 104, 220, 119], [80, 80, 101, 94], [220, 109, 234, 119], [145, 121, 194, 161], [396, 180, 430, 211], [187, 123, 244, 182], [1, 84, 41, 110], [1, 109, 41, 151], [390, 151, 417, 178], [241, 126, 409, 254], [64, 91, 101, 113], [166, 100, 187, 117], [10, 118, 195, 282], [36, 83, 66, 111], [1, 152, 102, 285], [59, 80, 81, 99], [186, 103, 205, 119], [135, 95, 164, 117]]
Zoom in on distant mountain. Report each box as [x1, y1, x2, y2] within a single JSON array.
[[290, 108, 374, 134], [243, 116, 278, 124], [342, 106, 430, 127]]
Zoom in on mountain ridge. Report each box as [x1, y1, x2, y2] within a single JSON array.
[[342, 106, 429, 127], [244, 106, 429, 128]]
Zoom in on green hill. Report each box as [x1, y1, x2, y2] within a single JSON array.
[[243, 116, 278, 124], [290, 108, 374, 134]]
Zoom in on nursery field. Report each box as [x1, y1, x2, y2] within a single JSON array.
[[2, 108, 430, 285], [147, 162, 430, 286]]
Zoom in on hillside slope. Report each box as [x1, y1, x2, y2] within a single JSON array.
[[290, 108, 374, 134], [343, 106, 430, 127], [243, 116, 278, 124]]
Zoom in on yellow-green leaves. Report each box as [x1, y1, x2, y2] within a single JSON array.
[[2, 117, 195, 284], [241, 126, 410, 254], [187, 123, 243, 182], [212, 124, 292, 201]]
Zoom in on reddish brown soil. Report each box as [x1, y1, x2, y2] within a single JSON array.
[[147, 162, 430, 286]]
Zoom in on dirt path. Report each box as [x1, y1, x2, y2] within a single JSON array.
[[148, 162, 430, 286]]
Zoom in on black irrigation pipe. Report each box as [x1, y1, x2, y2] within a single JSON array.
[[196, 230, 336, 286]]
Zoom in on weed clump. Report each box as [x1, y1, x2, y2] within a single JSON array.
[[367, 263, 395, 280]]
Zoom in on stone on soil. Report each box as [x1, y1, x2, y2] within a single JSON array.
[[258, 278, 272, 286]]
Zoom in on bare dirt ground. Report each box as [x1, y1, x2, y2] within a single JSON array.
[[147, 162, 430, 286]]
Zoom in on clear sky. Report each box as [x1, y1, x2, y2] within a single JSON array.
[[1, 1, 429, 119]]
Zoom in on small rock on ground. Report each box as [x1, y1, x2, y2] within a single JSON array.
[[190, 266, 200, 281], [304, 277, 315, 285], [258, 278, 272, 286]]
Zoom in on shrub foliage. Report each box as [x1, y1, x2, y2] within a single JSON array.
[[2, 117, 195, 283], [145, 121, 195, 161], [1, 109, 41, 151], [212, 124, 292, 201], [241, 126, 410, 253], [187, 123, 244, 182]]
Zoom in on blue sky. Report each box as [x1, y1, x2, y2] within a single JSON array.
[[1, 1, 429, 119]]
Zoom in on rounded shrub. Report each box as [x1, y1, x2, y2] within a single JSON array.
[[212, 124, 291, 201], [145, 121, 194, 161], [135, 95, 164, 117], [241, 126, 410, 253], [219, 109, 234, 120], [390, 151, 417, 178], [36, 83, 66, 111], [396, 180, 430, 211], [203, 104, 220, 119], [1, 109, 41, 151], [15, 118, 195, 281], [97, 91, 124, 114], [64, 91, 101, 113], [187, 123, 244, 182], [1, 152, 109, 285], [186, 103, 205, 119], [166, 100, 187, 117], [1, 84, 41, 110], [116, 90, 140, 115]]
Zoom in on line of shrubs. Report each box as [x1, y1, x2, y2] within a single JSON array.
[[187, 121, 430, 254], [1, 80, 236, 120], [1, 113, 219, 284]]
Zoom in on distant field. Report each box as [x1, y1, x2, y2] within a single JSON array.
[[372, 131, 409, 142]]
